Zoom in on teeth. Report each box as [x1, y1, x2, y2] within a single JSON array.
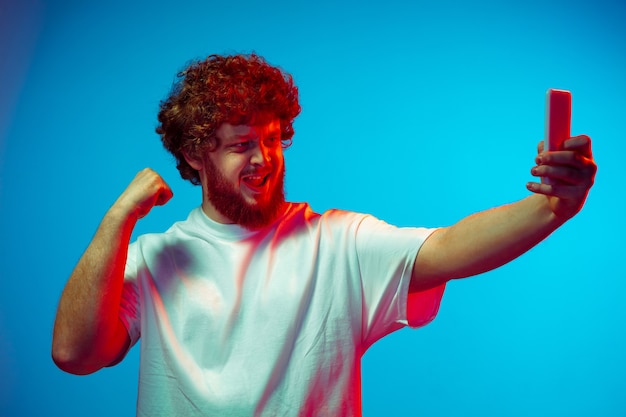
[[243, 175, 266, 187]]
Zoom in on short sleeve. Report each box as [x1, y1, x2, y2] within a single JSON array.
[[119, 242, 141, 348], [355, 215, 445, 348]]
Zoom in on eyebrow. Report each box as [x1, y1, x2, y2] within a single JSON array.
[[232, 128, 281, 140]]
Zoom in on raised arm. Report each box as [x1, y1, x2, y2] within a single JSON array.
[[52, 168, 172, 375], [411, 135, 596, 292]]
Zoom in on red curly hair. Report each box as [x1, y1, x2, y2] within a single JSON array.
[[156, 54, 301, 185]]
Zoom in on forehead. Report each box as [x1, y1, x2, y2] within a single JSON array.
[[216, 119, 281, 141]]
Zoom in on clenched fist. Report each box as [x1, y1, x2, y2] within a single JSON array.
[[113, 168, 173, 220]]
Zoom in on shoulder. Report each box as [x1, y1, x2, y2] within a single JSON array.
[[286, 203, 370, 230], [130, 207, 203, 250]]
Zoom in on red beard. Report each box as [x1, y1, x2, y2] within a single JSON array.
[[203, 157, 287, 230]]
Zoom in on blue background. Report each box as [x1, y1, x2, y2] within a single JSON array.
[[1, 0, 624, 415]]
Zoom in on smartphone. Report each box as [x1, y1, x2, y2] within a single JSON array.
[[544, 88, 572, 152]]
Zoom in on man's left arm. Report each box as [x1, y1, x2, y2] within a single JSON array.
[[410, 135, 597, 293]]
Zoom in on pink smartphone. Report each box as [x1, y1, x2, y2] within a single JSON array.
[[544, 88, 572, 152]]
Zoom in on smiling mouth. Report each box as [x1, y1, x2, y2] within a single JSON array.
[[242, 173, 270, 190]]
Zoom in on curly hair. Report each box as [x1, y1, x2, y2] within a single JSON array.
[[156, 54, 301, 185]]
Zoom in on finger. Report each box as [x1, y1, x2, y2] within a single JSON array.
[[537, 140, 545, 154], [531, 164, 592, 186], [155, 186, 174, 206], [527, 181, 556, 196], [563, 135, 593, 158], [526, 181, 589, 200], [537, 150, 593, 170]]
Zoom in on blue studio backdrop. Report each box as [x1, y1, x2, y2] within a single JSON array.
[[1, 0, 625, 416]]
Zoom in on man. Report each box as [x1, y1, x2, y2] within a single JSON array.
[[52, 54, 596, 416]]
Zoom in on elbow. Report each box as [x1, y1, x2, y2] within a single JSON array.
[[51, 341, 101, 375]]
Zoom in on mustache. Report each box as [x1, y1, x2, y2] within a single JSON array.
[[240, 166, 273, 177]]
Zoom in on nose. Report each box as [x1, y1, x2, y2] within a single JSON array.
[[249, 140, 271, 167]]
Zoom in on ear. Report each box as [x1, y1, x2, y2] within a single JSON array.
[[182, 149, 204, 171]]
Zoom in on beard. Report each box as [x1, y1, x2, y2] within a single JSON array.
[[203, 158, 287, 230]]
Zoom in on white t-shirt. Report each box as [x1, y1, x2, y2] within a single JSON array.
[[120, 202, 446, 416]]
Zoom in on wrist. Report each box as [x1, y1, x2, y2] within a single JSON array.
[[105, 200, 141, 229], [529, 194, 567, 229]]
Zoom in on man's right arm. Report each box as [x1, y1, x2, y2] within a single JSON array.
[[51, 168, 172, 375]]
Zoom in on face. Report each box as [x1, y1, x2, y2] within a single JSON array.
[[186, 118, 286, 230]]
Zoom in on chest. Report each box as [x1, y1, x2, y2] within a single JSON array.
[[137, 236, 361, 351]]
